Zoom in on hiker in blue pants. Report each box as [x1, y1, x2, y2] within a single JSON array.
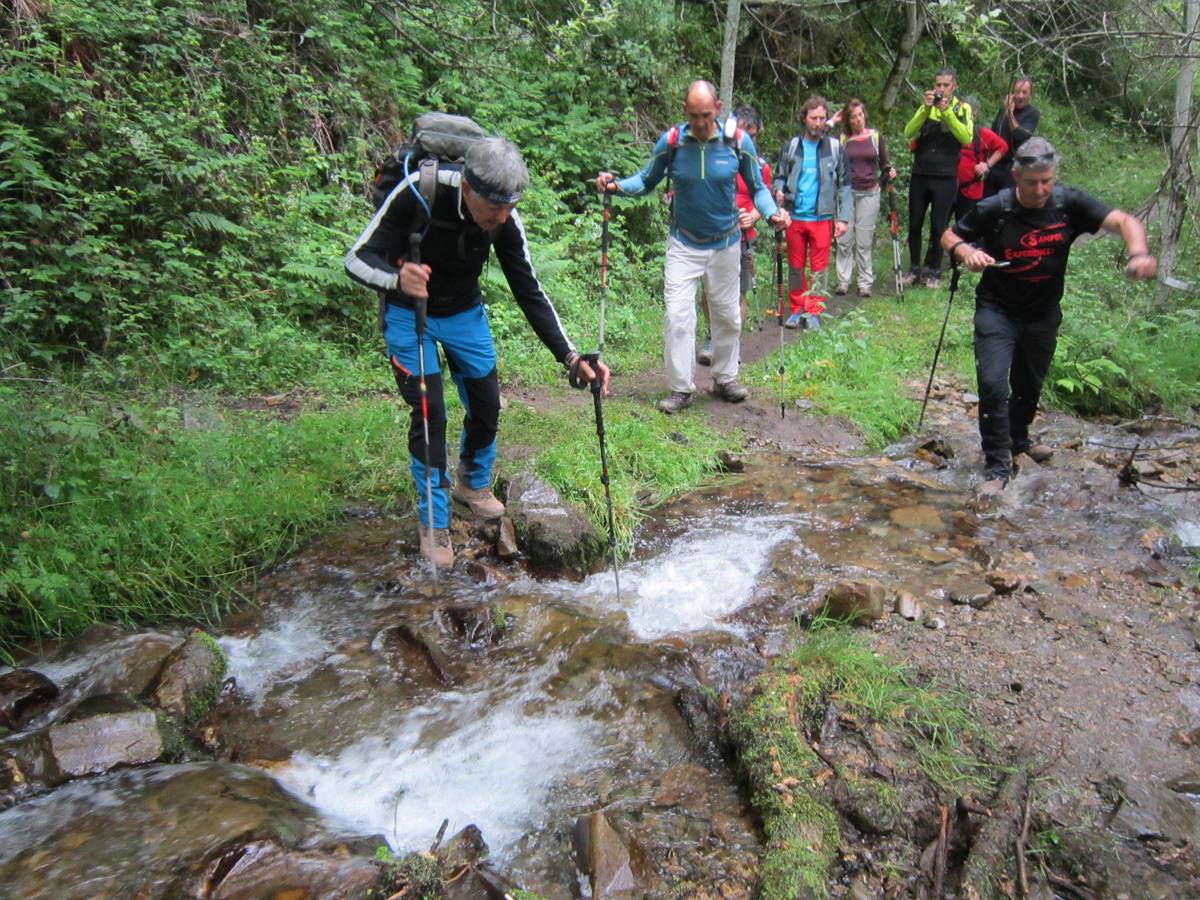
[[346, 136, 609, 566]]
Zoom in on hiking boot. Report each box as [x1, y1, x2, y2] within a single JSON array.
[[453, 470, 506, 519], [784, 312, 804, 329], [696, 336, 713, 366], [804, 314, 822, 330], [858, 285, 872, 298], [1015, 442, 1055, 463], [712, 379, 749, 403], [418, 527, 454, 568], [657, 391, 693, 414], [982, 455, 1012, 484], [899, 269, 920, 287], [921, 275, 941, 289], [834, 283, 849, 296]]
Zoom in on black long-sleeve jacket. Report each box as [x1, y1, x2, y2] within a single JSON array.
[[344, 164, 576, 363]]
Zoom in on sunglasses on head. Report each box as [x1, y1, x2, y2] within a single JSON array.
[[1016, 152, 1055, 166]]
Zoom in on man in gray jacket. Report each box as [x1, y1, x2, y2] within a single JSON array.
[[775, 96, 852, 328]]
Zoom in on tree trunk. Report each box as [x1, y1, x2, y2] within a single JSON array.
[[719, 0, 741, 110], [1155, 0, 1198, 306], [879, 0, 924, 125]]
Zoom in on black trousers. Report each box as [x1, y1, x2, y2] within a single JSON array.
[[974, 302, 1062, 466], [907, 173, 957, 274]]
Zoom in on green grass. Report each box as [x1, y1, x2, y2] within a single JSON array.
[[0, 381, 410, 658], [498, 391, 739, 551], [794, 620, 997, 793], [745, 288, 975, 447]]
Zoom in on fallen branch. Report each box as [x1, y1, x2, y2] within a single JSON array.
[[1047, 871, 1102, 900], [1016, 790, 1032, 897], [960, 769, 1030, 899], [933, 803, 950, 899]]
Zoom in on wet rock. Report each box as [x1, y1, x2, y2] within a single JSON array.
[[152, 629, 226, 723], [465, 558, 514, 587], [0, 728, 55, 807], [189, 837, 379, 898], [948, 582, 995, 609], [48, 694, 165, 777], [889, 504, 944, 531], [437, 603, 506, 646], [1166, 774, 1200, 795], [894, 592, 922, 621], [0, 669, 59, 730], [985, 570, 1023, 595], [924, 616, 946, 630], [573, 812, 641, 897], [824, 579, 888, 625], [1, 762, 385, 898], [374, 622, 465, 685], [652, 763, 711, 808], [716, 449, 745, 473], [1109, 778, 1199, 843], [674, 687, 727, 767], [44, 628, 180, 717], [495, 516, 519, 558], [505, 472, 606, 577], [439, 823, 489, 870]]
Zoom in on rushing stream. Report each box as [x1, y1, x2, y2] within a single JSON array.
[[3, 443, 1196, 896]]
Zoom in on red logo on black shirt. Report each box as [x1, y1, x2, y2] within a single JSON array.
[[1004, 223, 1068, 275]]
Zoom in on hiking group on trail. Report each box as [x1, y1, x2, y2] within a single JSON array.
[[343, 71, 1156, 570]]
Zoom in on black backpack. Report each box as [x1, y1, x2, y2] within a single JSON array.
[[369, 112, 491, 227]]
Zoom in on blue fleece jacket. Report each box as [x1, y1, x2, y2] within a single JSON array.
[[615, 124, 778, 250]]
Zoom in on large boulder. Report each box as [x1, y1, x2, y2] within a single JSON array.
[[152, 628, 226, 723], [504, 472, 606, 577]]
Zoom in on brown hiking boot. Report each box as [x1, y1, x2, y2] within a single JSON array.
[[711, 379, 749, 403], [418, 527, 454, 568], [656, 391, 693, 414], [452, 468, 506, 519]]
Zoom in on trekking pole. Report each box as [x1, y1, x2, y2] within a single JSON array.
[[569, 190, 621, 599], [409, 234, 439, 589], [917, 260, 961, 430], [887, 175, 904, 300], [775, 228, 786, 420]]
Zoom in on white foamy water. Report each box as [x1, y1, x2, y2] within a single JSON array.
[[272, 684, 599, 853], [1175, 520, 1200, 547], [220, 616, 337, 706], [578, 513, 800, 639]]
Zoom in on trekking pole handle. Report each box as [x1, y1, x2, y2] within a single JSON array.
[[568, 351, 601, 390], [409, 233, 427, 334]]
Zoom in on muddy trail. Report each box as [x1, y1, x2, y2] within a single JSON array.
[[3, 294, 1200, 898]]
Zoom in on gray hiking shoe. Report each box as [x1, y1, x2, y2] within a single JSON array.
[[657, 391, 693, 414], [697, 337, 713, 366], [712, 379, 749, 403]]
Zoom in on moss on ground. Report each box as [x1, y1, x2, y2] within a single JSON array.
[[729, 662, 841, 900]]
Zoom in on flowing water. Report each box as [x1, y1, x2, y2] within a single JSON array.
[[3, 445, 1196, 896]]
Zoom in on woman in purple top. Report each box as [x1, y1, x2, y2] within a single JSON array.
[[830, 100, 896, 296]]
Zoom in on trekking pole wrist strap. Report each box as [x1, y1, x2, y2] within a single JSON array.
[[947, 239, 970, 262]]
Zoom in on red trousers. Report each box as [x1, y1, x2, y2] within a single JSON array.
[[786, 218, 833, 315]]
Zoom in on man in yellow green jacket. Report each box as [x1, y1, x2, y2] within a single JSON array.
[[901, 67, 973, 288]]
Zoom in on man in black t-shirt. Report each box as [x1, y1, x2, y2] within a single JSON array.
[[941, 137, 1157, 483]]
